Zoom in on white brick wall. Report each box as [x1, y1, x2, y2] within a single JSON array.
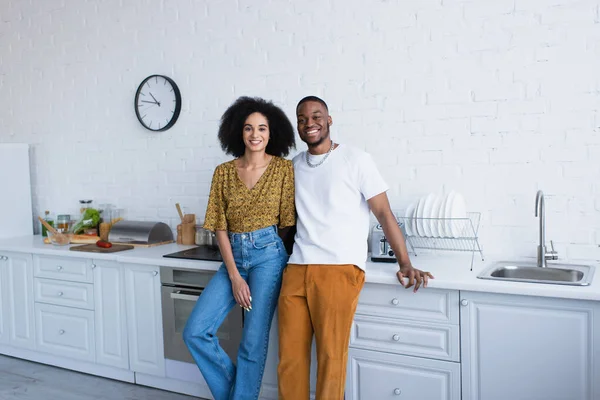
[[0, 0, 598, 261]]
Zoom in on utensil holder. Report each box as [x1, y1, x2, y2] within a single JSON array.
[[181, 213, 196, 245], [176, 225, 183, 244]]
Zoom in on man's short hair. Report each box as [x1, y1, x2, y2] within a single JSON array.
[[296, 96, 329, 112]]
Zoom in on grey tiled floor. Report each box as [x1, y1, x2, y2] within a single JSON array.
[[0, 355, 199, 400]]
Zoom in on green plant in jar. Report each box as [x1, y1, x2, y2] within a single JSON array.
[[41, 210, 54, 237], [72, 208, 101, 234]]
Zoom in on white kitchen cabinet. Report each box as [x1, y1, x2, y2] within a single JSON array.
[[260, 317, 281, 399], [460, 291, 600, 400], [347, 284, 461, 400], [124, 264, 165, 377], [34, 277, 94, 310], [357, 284, 459, 324], [0, 144, 33, 240], [33, 255, 94, 283], [35, 302, 95, 362], [346, 348, 461, 400], [0, 254, 8, 344], [3, 252, 36, 350], [94, 260, 129, 369], [350, 314, 460, 362]]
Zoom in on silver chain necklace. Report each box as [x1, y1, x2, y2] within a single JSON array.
[[305, 141, 335, 168]]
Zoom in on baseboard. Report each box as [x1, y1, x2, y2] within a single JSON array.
[[137, 367, 289, 400], [136, 371, 213, 399], [0, 344, 134, 383], [259, 383, 278, 399], [259, 382, 316, 400]]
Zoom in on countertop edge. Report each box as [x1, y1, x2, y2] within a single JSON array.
[[1, 236, 599, 302]]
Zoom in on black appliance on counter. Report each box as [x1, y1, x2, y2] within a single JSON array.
[[163, 245, 223, 262]]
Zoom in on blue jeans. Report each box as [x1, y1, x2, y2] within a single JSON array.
[[183, 225, 288, 400]]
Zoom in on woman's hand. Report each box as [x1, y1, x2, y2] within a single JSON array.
[[231, 275, 252, 311], [215, 230, 252, 311]]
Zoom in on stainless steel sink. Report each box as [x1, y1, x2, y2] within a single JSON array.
[[477, 262, 595, 286], [477, 191, 596, 286]]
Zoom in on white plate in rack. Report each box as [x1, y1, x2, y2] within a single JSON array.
[[448, 192, 467, 237], [437, 193, 449, 237], [411, 200, 419, 237], [421, 193, 435, 237], [443, 191, 457, 238], [404, 201, 417, 236], [430, 193, 444, 237], [415, 196, 426, 237]]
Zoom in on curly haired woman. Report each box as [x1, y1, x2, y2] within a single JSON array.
[[183, 96, 296, 400]]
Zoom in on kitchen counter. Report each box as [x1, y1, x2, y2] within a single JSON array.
[[1, 235, 599, 301]]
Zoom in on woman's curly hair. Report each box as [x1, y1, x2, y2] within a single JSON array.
[[218, 96, 296, 158]]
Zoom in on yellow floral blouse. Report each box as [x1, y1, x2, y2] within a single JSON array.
[[203, 156, 295, 233]]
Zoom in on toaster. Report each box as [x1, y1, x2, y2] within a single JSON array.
[[370, 222, 407, 263]]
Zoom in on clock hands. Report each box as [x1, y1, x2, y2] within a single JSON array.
[[139, 100, 158, 111], [149, 92, 161, 107]]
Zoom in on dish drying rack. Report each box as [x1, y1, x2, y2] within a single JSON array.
[[398, 212, 484, 270]]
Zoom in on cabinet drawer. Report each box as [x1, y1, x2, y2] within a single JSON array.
[[33, 255, 93, 283], [34, 278, 94, 310], [346, 348, 461, 400], [350, 315, 459, 362], [35, 303, 95, 362], [357, 284, 459, 324]]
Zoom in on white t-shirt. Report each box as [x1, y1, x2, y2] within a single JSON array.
[[289, 144, 389, 270]]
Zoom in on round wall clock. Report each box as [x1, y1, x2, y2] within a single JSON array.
[[134, 75, 182, 131]]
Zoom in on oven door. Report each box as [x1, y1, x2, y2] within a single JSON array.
[[161, 285, 243, 364]]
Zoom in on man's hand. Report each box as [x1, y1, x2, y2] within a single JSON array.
[[397, 264, 434, 292]]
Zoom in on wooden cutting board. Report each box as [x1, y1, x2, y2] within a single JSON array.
[[44, 235, 101, 245], [69, 244, 135, 253], [111, 240, 174, 248]]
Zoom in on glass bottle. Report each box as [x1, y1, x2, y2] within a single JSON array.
[[57, 214, 71, 233], [41, 210, 54, 237], [79, 200, 93, 214]]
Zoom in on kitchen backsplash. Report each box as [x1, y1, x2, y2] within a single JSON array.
[[0, 0, 598, 261]]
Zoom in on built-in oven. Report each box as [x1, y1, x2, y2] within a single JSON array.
[[160, 267, 243, 364]]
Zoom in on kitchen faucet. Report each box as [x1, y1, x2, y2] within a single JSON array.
[[535, 190, 558, 267]]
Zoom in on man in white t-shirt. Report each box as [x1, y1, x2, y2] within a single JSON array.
[[277, 96, 433, 400]]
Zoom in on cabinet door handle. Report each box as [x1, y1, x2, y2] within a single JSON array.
[[153, 271, 158, 276], [392, 334, 400, 341], [91, 264, 96, 269], [57, 291, 63, 297], [56, 266, 63, 271], [394, 388, 402, 395], [391, 298, 399, 305], [58, 329, 65, 335], [461, 299, 469, 306]]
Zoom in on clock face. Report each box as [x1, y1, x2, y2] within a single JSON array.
[[134, 75, 182, 131]]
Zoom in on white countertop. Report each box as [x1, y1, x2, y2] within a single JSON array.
[[0, 235, 220, 270], [1, 235, 599, 301]]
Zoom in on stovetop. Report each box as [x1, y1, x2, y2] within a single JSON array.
[[163, 245, 223, 262]]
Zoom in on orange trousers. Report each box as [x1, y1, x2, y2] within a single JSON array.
[[277, 264, 365, 400]]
